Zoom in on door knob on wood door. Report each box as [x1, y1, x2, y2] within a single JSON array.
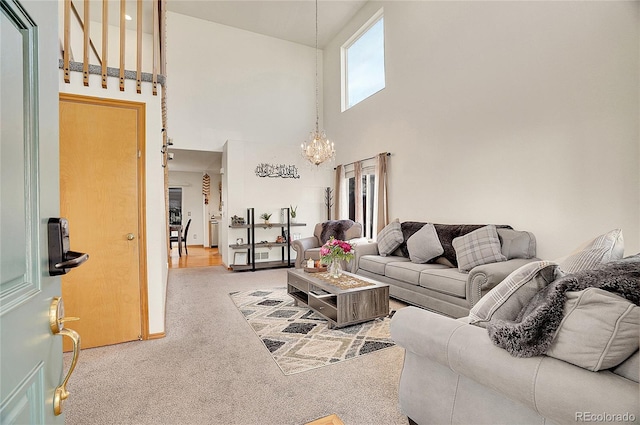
[[49, 297, 81, 416], [126, 233, 135, 240]]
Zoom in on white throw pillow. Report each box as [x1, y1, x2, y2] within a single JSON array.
[[406, 223, 444, 264]]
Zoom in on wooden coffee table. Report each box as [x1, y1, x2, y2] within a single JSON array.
[[287, 269, 389, 328]]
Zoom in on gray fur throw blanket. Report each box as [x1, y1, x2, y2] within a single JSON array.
[[487, 255, 640, 358], [320, 220, 355, 244]]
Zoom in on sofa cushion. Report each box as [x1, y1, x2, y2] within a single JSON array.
[[419, 268, 467, 298], [358, 255, 408, 276], [557, 229, 624, 273], [406, 223, 444, 264], [497, 228, 536, 259], [614, 350, 639, 383], [377, 219, 404, 256], [546, 288, 639, 371], [469, 261, 560, 328], [452, 225, 507, 272], [385, 262, 448, 286]]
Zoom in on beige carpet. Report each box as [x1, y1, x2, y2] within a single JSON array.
[[64, 266, 408, 425]]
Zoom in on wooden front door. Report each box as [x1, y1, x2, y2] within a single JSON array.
[[59, 94, 148, 349]]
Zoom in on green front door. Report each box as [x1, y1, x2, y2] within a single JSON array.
[[1, 0, 65, 423]]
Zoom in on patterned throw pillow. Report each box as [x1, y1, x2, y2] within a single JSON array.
[[452, 225, 507, 272], [558, 229, 624, 273], [377, 219, 404, 257], [469, 260, 561, 328], [406, 223, 444, 263]]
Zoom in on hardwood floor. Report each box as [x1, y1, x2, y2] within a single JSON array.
[[169, 245, 224, 269]]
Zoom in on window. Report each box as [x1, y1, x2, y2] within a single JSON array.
[[342, 9, 385, 110]]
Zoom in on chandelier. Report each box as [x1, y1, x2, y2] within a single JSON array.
[[301, 0, 335, 166]]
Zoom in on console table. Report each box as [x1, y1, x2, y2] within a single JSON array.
[[287, 269, 389, 328]]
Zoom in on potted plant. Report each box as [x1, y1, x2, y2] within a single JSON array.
[[260, 212, 272, 224], [290, 205, 297, 223]]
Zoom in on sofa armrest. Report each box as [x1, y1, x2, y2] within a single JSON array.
[[291, 236, 320, 268], [351, 241, 380, 272], [391, 306, 467, 363], [466, 258, 537, 307]]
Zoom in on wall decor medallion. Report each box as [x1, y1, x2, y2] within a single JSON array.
[[255, 163, 300, 179]]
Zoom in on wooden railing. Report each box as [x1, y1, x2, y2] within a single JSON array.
[[61, 0, 164, 95]]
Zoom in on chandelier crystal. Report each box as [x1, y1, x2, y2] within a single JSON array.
[[301, 0, 335, 166]]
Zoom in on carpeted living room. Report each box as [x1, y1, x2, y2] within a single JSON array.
[[4, 0, 638, 424], [64, 266, 409, 425], [70, 0, 638, 423]]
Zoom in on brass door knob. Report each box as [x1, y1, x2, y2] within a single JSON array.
[[126, 233, 135, 240]]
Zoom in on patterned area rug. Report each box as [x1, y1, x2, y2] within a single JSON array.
[[229, 287, 395, 375]]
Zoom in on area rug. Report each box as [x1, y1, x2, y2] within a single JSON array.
[[229, 287, 396, 375]]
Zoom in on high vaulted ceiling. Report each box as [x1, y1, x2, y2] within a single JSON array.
[[166, 0, 369, 49]]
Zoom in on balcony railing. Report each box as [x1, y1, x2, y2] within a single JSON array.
[[60, 0, 165, 95]]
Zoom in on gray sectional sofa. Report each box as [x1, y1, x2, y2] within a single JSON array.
[[352, 222, 538, 317]]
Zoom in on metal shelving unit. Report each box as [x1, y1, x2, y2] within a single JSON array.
[[229, 207, 306, 272]]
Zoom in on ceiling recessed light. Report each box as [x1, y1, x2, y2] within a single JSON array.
[[125, 14, 132, 21]]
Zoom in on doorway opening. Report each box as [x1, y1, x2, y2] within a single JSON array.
[[169, 187, 182, 225]]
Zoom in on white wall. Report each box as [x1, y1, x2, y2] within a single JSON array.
[[324, 1, 640, 260], [166, 12, 334, 266], [222, 140, 332, 266], [59, 74, 168, 336]]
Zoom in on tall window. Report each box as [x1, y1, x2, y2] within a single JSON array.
[[341, 9, 385, 111]]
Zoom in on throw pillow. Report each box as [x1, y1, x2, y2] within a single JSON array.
[[406, 223, 444, 264], [557, 229, 624, 273], [546, 288, 639, 371], [452, 225, 507, 272], [496, 228, 536, 259], [469, 261, 561, 328], [377, 219, 404, 257]]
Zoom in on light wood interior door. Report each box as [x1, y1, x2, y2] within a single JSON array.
[[59, 94, 148, 349]]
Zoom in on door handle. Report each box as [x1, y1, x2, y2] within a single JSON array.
[[127, 233, 135, 240], [49, 297, 81, 416], [55, 251, 89, 270]]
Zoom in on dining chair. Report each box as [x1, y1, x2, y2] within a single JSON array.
[[170, 218, 192, 256]]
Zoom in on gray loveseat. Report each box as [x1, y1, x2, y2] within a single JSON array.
[[352, 222, 538, 317]]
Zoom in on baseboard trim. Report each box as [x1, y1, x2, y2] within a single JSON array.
[[147, 332, 166, 340]]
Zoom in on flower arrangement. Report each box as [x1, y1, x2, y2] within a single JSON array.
[[320, 237, 354, 277], [289, 205, 297, 219]]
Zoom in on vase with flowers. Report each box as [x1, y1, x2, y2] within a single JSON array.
[[320, 237, 354, 278]]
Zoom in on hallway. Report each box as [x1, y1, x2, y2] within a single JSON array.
[[169, 246, 224, 269]]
